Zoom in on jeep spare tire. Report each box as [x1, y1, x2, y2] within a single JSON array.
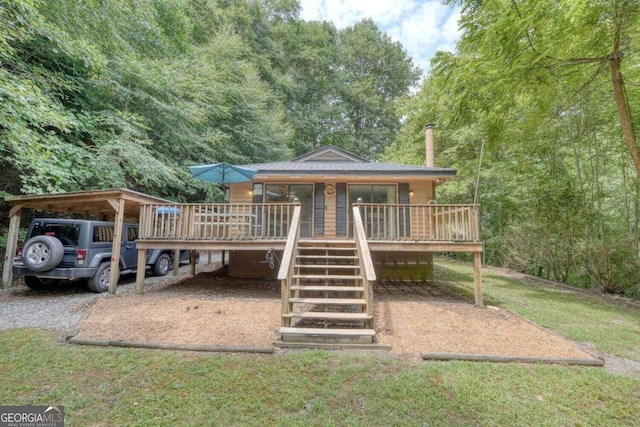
[[21, 235, 64, 272]]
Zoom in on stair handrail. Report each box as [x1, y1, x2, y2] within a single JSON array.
[[277, 200, 301, 326], [352, 201, 376, 328]]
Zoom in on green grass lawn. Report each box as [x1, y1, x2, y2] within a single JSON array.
[[1, 260, 640, 426], [435, 261, 640, 361]]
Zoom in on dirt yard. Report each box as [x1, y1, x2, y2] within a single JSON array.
[[74, 265, 597, 361]]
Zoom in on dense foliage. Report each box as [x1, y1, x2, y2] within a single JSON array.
[[0, 0, 418, 202], [388, 0, 640, 297], [3, 0, 639, 299]]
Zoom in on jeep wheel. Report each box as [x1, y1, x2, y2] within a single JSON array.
[[88, 262, 118, 293], [21, 235, 64, 272], [24, 276, 60, 291], [152, 253, 171, 276]]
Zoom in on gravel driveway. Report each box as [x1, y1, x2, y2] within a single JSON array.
[[0, 280, 113, 336], [0, 254, 218, 336]]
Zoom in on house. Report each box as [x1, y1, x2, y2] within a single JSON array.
[[136, 124, 483, 346]]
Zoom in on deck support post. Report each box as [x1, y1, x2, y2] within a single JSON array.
[[190, 250, 196, 277], [173, 249, 180, 276], [2, 206, 22, 289], [135, 248, 147, 294], [473, 251, 483, 306]]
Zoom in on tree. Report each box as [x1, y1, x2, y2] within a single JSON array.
[[446, 0, 640, 180], [218, 5, 420, 159], [0, 0, 294, 200], [0, 0, 106, 194], [1, 0, 420, 200], [334, 19, 421, 158], [387, 1, 640, 296]]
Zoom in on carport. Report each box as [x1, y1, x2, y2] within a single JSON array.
[[2, 188, 174, 293]]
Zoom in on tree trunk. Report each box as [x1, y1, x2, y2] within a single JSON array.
[[610, 3, 640, 181]]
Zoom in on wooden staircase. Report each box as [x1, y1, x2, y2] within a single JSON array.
[[278, 240, 379, 347]]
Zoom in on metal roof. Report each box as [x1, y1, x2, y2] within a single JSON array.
[[241, 161, 457, 176], [241, 145, 456, 177]]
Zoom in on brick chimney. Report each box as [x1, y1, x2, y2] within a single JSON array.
[[425, 123, 435, 167]]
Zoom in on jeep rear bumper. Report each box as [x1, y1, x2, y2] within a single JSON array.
[[13, 264, 98, 280]]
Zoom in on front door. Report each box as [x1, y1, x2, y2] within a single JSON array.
[[347, 184, 397, 238], [265, 184, 314, 238]]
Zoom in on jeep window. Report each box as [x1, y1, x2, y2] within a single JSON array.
[[127, 226, 139, 242], [93, 225, 114, 243], [31, 222, 82, 246]]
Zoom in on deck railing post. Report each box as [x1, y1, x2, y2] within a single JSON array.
[[473, 205, 480, 242]]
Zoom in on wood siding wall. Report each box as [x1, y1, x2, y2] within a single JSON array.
[[227, 179, 439, 239]]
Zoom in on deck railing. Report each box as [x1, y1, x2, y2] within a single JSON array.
[[352, 205, 376, 328], [277, 203, 302, 326], [139, 203, 297, 241], [139, 202, 479, 243], [355, 203, 480, 242]]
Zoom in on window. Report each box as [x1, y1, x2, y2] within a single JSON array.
[[93, 225, 114, 243], [127, 227, 139, 242], [348, 185, 396, 205], [32, 222, 82, 246]]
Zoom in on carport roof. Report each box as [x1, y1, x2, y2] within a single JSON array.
[[4, 188, 172, 220]]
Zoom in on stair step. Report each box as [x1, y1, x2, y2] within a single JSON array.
[[288, 298, 367, 305], [299, 239, 355, 245], [295, 264, 360, 270], [290, 285, 365, 292], [298, 247, 356, 251], [279, 327, 375, 336], [279, 327, 375, 344], [296, 255, 359, 259], [293, 274, 362, 280], [283, 312, 372, 320], [275, 341, 391, 350]]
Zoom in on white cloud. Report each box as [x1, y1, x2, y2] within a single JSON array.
[[300, 0, 417, 28], [299, 0, 460, 76]]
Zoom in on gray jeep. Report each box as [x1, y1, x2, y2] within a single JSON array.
[[13, 218, 194, 292]]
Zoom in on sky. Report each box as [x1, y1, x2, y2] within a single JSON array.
[[299, 0, 461, 77]]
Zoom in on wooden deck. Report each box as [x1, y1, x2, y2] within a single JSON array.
[[132, 202, 485, 346], [134, 202, 484, 344]]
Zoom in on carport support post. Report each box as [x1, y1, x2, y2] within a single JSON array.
[[136, 248, 147, 294], [2, 206, 22, 289], [473, 251, 484, 306], [108, 198, 126, 294]]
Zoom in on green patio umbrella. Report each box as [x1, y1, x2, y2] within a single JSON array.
[[188, 162, 257, 185]]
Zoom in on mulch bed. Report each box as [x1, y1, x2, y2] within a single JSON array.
[[73, 266, 599, 362]]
